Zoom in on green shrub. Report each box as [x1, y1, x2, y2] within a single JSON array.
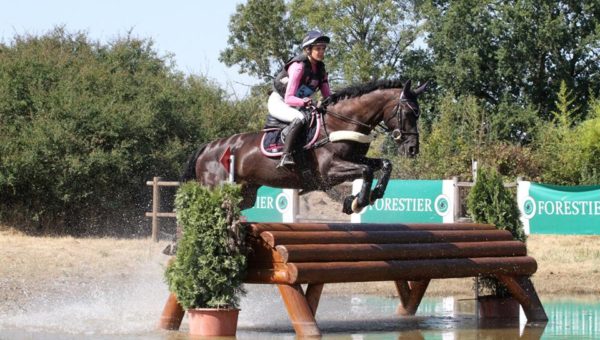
[[0, 27, 263, 234], [466, 167, 526, 297], [164, 182, 248, 309]]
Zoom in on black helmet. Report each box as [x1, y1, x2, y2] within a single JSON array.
[[301, 30, 330, 49]]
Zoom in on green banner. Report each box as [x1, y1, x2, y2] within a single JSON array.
[[518, 182, 600, 235], [241, 186, 295, 222], [352, 180, 454, 223]]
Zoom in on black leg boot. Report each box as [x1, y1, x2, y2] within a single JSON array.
[[278, 117, 305, 168]]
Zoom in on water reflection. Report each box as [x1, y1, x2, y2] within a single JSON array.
[[0, 284, 598, 339], [236, 286, 598, 339], [544, 299, 600, 338]]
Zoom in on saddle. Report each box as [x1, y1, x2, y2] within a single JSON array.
[[260, 110, 321, 157]]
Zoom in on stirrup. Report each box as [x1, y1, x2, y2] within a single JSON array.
[[277, 154, 295, 168]]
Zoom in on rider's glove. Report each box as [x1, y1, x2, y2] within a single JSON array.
[[302, 97, 312, 107]]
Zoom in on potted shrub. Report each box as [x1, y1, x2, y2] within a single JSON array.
[[165, 182, 248, 336], [466, 167, 527, 318]]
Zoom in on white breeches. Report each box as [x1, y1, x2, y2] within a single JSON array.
[[267, 92, 304, 123]]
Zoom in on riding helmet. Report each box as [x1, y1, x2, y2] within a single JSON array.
[[301, 30, 330, 49]]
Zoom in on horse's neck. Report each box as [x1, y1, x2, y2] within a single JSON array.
[[325, 90, 393, 133]]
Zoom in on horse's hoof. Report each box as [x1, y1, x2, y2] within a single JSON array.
[[351, 198, 363, 214], [342, 195, 355, 214]]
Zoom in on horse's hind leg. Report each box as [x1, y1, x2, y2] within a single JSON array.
[[343, 166, 374, 214]]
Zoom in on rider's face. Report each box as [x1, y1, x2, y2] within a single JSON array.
[[308, 44, 327, 62]]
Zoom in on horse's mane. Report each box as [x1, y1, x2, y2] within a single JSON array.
[[324, 79, 404, 105]]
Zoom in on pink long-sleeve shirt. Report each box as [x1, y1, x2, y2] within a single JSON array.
[[284, 61, 331, 107]]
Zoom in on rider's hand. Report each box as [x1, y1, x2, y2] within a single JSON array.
[[302, 97, 312, 107]]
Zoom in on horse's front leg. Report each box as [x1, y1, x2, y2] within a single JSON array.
[[324, 159, 374, 214], [369, 158, 392, 203], [355, 157, 392, 204]]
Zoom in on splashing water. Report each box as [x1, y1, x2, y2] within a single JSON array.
[[0, 249, 172, 338]]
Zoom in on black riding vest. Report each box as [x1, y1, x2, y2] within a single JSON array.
[[273, 54, 327, 98]]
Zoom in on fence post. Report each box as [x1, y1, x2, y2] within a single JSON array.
[[152, 176, 161, 242], [452, 176, 460, 222]]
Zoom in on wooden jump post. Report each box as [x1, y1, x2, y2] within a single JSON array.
[[145, 177, 179, 242], [159, 222, 547, 336]]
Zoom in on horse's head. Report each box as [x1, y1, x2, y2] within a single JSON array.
[[384, 80, 428, 157], [321, 79, 428, 157]]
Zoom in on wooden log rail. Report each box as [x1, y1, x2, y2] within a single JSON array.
[[159, 222, 548, 336]]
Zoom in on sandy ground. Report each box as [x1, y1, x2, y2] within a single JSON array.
[[1, 191, 599, 317]]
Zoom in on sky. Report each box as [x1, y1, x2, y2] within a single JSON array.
[[0, 0, 257, 97]]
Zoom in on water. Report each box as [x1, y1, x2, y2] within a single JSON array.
[[1, 283, 599, 339]]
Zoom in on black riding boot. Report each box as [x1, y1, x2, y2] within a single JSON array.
[[278, 117, 305, 168]]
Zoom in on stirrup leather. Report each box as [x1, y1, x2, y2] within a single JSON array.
[[277, 153, 295, 168]]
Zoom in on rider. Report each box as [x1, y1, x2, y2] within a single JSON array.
[[269, 30, 332, 168]]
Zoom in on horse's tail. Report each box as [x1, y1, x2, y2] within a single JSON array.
[[180, 143, 208, 182]]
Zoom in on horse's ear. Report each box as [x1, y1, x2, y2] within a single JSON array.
[[403, 80, 412, 92], [414, 81, 429, 96]]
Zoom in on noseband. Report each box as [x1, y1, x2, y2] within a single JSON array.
[[383, 96, 420, 141]]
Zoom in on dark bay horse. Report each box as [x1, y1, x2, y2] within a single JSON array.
[[181, 79, 427, 214]]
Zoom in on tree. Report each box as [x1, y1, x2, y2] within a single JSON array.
[[466, 166, 526, 297], [220, 0, 424, 85], [417, 0, 600, 123], [0, 27, 261, 234], [219, 0, 300, 82], [291, 0, 422, 83]]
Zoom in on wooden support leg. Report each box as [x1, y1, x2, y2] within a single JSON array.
[[395, 280, 411, 308], [394, 279, 430, 315], [305, 283, 324, 316], [497, 275, 548, 322], [158, 293, 185, 330], [278, 284, 321, 336]]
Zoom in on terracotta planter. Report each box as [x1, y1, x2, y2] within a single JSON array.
[[477, 296, 520, 319], [187, 308, 240, 336]]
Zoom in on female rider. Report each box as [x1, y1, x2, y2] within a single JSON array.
[[269, 30, 332, 168]]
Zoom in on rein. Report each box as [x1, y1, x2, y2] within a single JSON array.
[[307, 88, 421, 148], [321, 95, 419, 143], [321, 108, 372, 130]]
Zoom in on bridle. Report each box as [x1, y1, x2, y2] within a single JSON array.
[[381, 93, 420, 141], [318, 90, 420, 142]]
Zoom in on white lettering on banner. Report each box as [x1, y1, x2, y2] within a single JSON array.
[[254, 196, 274, 209], [536, 200, 600, 216], [371, 198, 433, 212]]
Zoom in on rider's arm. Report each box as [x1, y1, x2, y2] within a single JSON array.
[[284, 62, 309, 107], [320, 72, 331, 98]]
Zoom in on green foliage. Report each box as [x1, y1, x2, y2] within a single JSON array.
[[488, 99, 541, 144], [572, 97, 600, 185], [467, 167, 525, 242], [219, 0, 299, 81], [552, 81, 579, 128], [532, 82, 587, 185], [466, 167, 526, 297], [417, 0, 600, 123], [392, 94, 485, 179], [291, 0, 421, 83], [0, 27, 261, 234], [222, 0, 423, 85], [165, 182, 247, 309]]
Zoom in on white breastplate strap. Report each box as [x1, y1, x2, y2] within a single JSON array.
[[329, 130, 373, 144]]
